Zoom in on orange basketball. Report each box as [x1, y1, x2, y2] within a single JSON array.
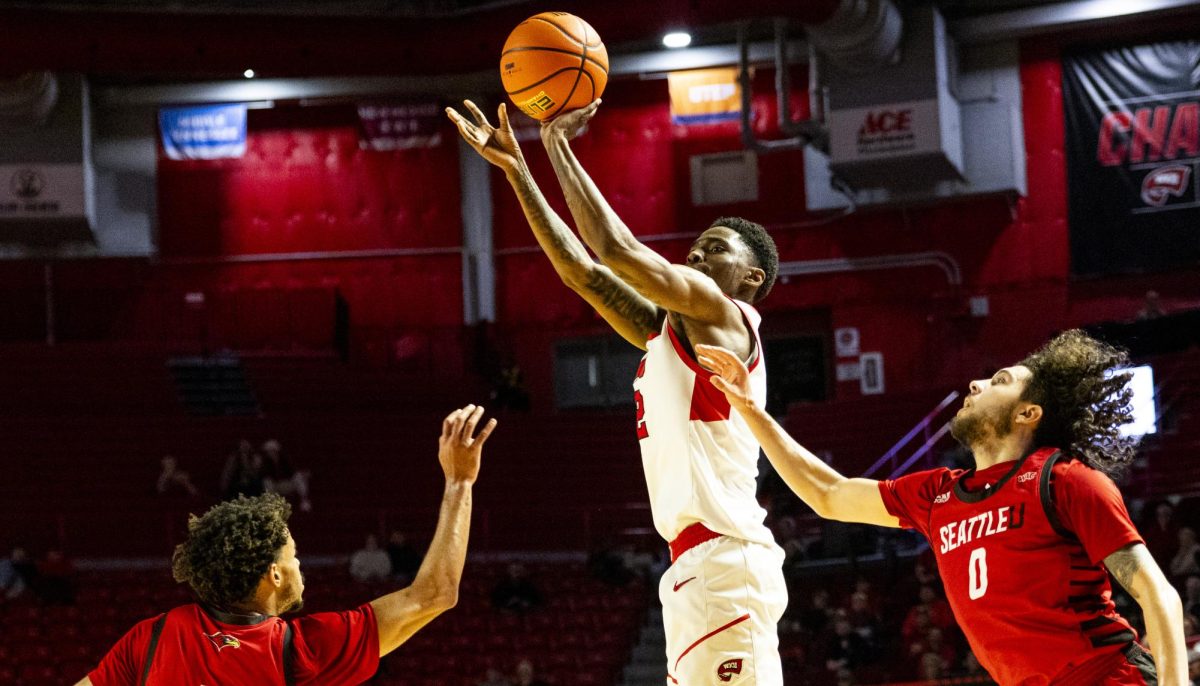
[[500, 12, 608, 121]]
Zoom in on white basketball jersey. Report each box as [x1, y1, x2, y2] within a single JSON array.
[[632, 300, 775, 547]]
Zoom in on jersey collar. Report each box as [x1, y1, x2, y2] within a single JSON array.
[[201, 603, 272, 626], [952, 445, 1048, 504]]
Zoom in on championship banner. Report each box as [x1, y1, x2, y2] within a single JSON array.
[[668, 68, 741, 125], [1062, 41, 1200, 276], [159, 103, 247, 161], [356, 101, 443, 151]]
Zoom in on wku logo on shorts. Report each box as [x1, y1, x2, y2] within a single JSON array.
[[716, 658, 744, 682], [203, 632, 242, 653], [1141, 164, 1190, 206]]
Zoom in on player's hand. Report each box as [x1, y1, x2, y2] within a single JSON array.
[[695, 344, 756, 412], [540, 99, 600, 143], [446, 100, 524, 172], [437, 404, 497, 485]]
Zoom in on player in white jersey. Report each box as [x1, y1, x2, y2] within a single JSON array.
[[447, 99, 785, 685]]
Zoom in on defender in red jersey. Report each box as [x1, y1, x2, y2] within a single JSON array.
[[75, 405, 496, 686], [697, 331, 1187, 685]]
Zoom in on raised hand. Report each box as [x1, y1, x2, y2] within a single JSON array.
[[437, 404, 497, 484], [540, 99, 601, 143], [445, 100, 523, 172], [695, 344, 755, 412]]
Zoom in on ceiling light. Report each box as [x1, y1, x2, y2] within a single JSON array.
[[243, 69, 256, 79], [662, 32, 692, 49]]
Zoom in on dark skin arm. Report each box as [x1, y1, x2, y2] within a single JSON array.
[[539, 102, 762, 359], [447, 101, 663, 349]]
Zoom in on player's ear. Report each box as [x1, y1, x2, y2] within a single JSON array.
[[269, 562, 283, 588], [1015, 402, 1042, 426], [743, 266, 765, 288]]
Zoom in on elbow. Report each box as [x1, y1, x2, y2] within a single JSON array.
[[414, 579, 459, 614]]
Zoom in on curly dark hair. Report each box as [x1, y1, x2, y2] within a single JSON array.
[[172, 493, 291, 608], [1018, 330, 1136, 479], [710, 216, 779, 303]]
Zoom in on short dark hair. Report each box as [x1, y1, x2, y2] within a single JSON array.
[[172, 493, 291, 608], [1018, 330, 1136, 479], [710, 216, 778, 302]]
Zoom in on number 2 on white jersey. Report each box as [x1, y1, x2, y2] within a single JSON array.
[[968, 547, 988, 599]]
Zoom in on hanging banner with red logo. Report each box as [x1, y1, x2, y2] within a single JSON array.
[[1062, 42, 1200, 276], [667, 68, 741, 125], [356, 101, 443, 151]]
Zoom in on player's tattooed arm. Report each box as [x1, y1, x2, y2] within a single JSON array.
[[508, 165, 663, 349], [1104, 543, 1188, 685]]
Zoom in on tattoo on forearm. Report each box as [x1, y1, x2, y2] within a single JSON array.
[[513, 175, 583, 264], [1107, 548, 1142, 598], [583, 270, 659, 333]]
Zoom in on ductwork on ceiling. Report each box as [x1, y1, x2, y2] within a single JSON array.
[[0, 71, 58, 129], [805, 0, 903, 74]]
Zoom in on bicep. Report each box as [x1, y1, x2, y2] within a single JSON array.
[[825, 478, 902, 528], [573, 265, 664, 349], [602, 244, 730, 323], [370, 588, 444, 657]]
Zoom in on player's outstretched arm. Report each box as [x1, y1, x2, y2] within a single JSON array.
[[1105, 543, 1188, 685], [369, 405, 496, 657], [72, 678, 93, 685], [539, 103, 740, 326], [697, 344, 901, 528], [447, 101, 662, 348]]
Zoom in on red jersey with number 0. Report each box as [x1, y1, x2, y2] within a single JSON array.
[[879, 448, 1144, 685]]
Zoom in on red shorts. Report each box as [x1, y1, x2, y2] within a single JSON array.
[[1053, 643, 1156, 686]]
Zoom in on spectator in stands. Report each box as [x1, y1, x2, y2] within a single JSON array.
[[512, 658, 550, 686], [904, 585, 954, 632], [491, 563, 543, 614], [800, 587, 835, 635], [1137, 290, 1166, 320], [1143, 501, 1180, 565], [7, 547, 37, 600], [1189, 642, 1200, 686], [824, 610, 872, 673], [962, 651, 987, 678], [349, 534, 391, 583], [1184, 575, 1200, 623], [1171, 528, 1200, 582], [385, 530, 422, 585], [902, 605, 934, 652], [477, 667, 513, 686], [588, 539, 635, 587], [918, 650, 948, 680], [157, 455, 200, 498], [845, 590, 882, 646], [220, 439, 264, 501], [261, 439, 313, 513], [0, 546, 30, 600], [910, 627, 957, 676], [36, 549, 75, 605], [491, 364, 531, 412]]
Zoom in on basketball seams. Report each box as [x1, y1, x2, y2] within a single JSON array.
[[504, 67, 579, 96], [500, 46, 609, 75], [548, 15, 589, 118], [530, 15, 586, 48]]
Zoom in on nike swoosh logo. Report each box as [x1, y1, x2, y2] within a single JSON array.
[[673, 576, 697, 592]]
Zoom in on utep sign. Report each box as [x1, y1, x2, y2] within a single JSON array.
[[1062, 42, 1200, 276], [159, 104, 247, 161], [668, 68, 741, 125]]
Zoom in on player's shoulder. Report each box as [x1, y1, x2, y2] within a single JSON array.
[[1050, 454, 1117, 491]]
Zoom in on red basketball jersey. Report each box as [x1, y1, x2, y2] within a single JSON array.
[[880, 448, 1145, 685], [88, 602, 379, 686]]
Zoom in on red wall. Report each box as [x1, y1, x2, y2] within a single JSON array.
[[2, 44, 1197, 405]]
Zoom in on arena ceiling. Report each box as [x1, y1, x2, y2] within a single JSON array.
[[0, 0, 1085, 20]]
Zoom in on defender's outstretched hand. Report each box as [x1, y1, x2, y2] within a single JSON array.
[[445, 100, 523, 172], [438, 404, 496, 484], [540, 99, 600, 143], [696, 344, 755, 412]]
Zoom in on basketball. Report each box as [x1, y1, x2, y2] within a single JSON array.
[[500, 12, 608, 121]]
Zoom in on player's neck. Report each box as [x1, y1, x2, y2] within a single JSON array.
[[969, 433, 1035, 471]]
